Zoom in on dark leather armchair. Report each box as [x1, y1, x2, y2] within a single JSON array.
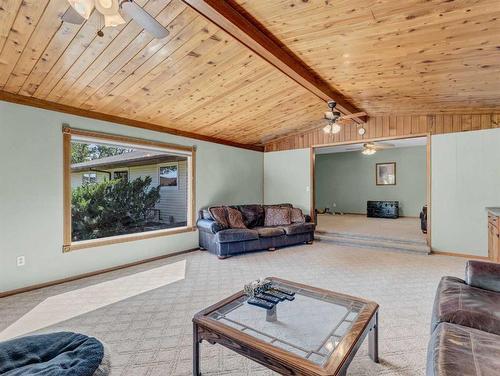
[[465, 260, 500, 292], [427, 260, 500, 376]]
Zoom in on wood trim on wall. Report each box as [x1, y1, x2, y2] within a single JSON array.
[[0, 248, 199, 298], [63, 126, 197, 252], [66, 127, 196, 153], [190, 147, 197, 227], [426, 134, 432, 247], [310, 147, 315, 221], [431, 250, 490, 260], [67, 227, 196, 252], [62, 129, 72, 251], [0, 91, 264, 152], [265, 114, 500, 152]]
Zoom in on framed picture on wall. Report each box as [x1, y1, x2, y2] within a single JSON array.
[[376, 162, 396, 185]]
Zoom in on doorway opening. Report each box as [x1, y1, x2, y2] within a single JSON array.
[[311, 136, 430, 254]]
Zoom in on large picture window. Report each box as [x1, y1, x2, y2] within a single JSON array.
[[63, 127, 196, 252]]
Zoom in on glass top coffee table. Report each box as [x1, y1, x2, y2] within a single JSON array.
[[193, 277, 379, 375]]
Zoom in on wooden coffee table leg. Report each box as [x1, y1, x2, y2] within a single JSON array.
[[193, 322, 201, 375], [368, 311, 379, 363]]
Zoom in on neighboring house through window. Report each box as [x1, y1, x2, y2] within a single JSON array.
[[82, 172, 97, 185], [113, 170, 128, 181]]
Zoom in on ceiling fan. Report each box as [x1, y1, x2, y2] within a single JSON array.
[[62, 0, 169, 39], [345, 142, 395, 155], [322, 100, 367, 135]]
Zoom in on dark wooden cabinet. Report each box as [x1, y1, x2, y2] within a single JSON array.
[[367, 201, 399, 219]]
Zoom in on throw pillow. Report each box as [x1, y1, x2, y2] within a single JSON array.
[[238, 205, 264, 227], [227, 207, 247, 229], [209, 206, 229, 228], [290, 207, 306, 223], [264, 207, 291, 226]]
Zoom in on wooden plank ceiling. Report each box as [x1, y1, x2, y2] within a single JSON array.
[[0, 0, 325, 146], [235, 0, 500, 115], [0, 0, 499, 147]]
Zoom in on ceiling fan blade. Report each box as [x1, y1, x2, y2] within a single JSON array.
[[341, 112, 367, 120], [62, 6, 86, 24], [120, 0, 169, 39]]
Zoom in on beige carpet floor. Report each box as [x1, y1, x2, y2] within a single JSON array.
[[0, 242, 466, 376], [316, 214, 426, 242]]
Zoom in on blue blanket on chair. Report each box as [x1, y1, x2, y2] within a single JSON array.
[[0, 332, 108, 376]]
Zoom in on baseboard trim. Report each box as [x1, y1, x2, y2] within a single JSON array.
[[431, 250, 490, 260], [317, 212, 419, 218], [0, 248, 199, 298]]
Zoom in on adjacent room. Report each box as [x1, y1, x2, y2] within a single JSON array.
[[314, 137, 429, 254], [0, 1, 499, 376]]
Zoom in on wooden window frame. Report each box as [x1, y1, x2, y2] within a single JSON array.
[[63, 126, 197, 253]]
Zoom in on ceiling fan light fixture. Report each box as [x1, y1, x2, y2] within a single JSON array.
[[331, 123, 341, 134], [97, 0, 113, 8], [323, 124, 333, 134], [104, 13, 125, 27], [95, 0, 120, 15], [362, 148, 376, 155], [68, 0, 94, 19]]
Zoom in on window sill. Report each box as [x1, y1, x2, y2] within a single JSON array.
[[63, 226, 197, 253]]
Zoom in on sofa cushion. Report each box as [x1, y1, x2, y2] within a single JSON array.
[[227, 207, 247, 229], [215, 229, 259, 243], [264, 207, 291, 226], [465, 260, 500, 293], [238, 205, 264, 227], [254, 226, 285, 238], [265, 203, 293, 208], [290, 208, 306, 223], [427, 322, 500, 376], [197, 219, 222, 234], [209, 206, 229, 228], [282, 223, 316, 235], [431, 276, 500, 335], [200, 208, 213, 220]]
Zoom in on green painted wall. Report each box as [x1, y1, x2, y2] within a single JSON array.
[[0, 101, 264, 293], [315, 146, 427, 217], [264, 149, 311, 213], [432, 128, 500, 256]]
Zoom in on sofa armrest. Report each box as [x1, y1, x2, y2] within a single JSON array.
[[465, 260, 500, 292], [196, 219, 222, 234], [304, 214, 312, 223]]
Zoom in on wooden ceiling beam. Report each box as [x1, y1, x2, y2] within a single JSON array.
[[0, 91, 264, 152], [182, 0, 366, 123]]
